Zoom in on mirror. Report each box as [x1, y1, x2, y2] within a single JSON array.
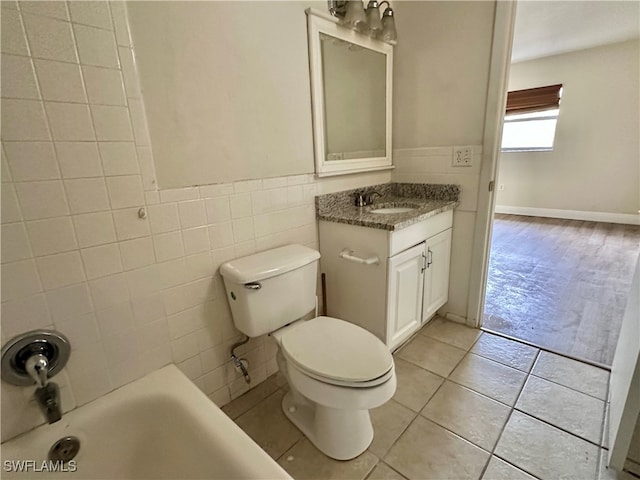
[[307, 9, 393, 177]]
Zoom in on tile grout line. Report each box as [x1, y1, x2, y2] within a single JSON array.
[[477, 348, 543, 480], [526, 371, 608, 402], [510, 405, 605, 449], [394, 329, 534, 480], [489, 344, 607, 479], [363, 460, 406, 480], [369, 354, 447, 476], [480, 327, 611, 372], [481, 327, 610, 401], [390, 331, 488, 454], [368, 324, 469, 479], [404, 328, 543, 479]]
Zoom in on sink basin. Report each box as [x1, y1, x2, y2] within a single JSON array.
[[370, 207, 416, 214]]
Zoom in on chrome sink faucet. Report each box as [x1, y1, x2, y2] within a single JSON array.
[[354, 190, 384, 207]]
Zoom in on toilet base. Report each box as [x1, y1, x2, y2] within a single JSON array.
[[282, 391, 373, 460]]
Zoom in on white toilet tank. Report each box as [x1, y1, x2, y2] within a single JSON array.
[[219, 245, 321, 337]]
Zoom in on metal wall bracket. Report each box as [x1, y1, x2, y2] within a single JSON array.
[[328, 0, 348, 18]]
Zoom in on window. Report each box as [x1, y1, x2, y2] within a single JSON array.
[[501, 84, 563, 152]]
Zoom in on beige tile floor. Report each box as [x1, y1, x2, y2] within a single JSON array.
[[222, 317, 637, 480]]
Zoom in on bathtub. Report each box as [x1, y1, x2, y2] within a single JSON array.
[[1, 365, 291, 479]]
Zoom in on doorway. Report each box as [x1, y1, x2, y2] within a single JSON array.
[[483, 215, 640, 365], [477, 2, 640, 366]]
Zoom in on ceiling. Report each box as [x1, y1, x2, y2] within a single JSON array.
[[511, 1, 640, 63]]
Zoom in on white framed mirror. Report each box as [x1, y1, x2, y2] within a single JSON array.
[[306, 9, 394, 177]]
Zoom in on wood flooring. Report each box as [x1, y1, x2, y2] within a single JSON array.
[[483, 214, 640, 365]]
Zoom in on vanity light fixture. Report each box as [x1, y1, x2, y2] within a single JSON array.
[[328, 0, 397, 43]]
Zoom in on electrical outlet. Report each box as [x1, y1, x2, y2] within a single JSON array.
[[452, 146, 473, 167]]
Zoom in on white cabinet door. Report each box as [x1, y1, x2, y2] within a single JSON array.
[[387, 242, 425, 350], [422, 228, 452, 322]]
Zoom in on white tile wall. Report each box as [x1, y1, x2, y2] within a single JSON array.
[[0, 0, 392, 442], [45, 102, 95, 141], [55, 141, 103, 178], [35, 59, 86, 103], [1, 222, 32, 262], [36, 251, 86, 290], [3, 141, 60, 181], [26, 216, 77, 256], [90, 105, 133, 141], [1, 9, 30, 57], [16, 181, 69, 219], [82, 66, 126, 106], [68, 1, 113, 30], [0, 185, 22, 223], [64, 178, 110, 213], [1, 99, 50, 140], [393, 146, 482, 213], [105, 174, 144, 209], [98, 142, 138, 175], [22, 13, 78, 63], [18, 1, 69, 21], [73, 23, 119, 68], [80, 243, 123, 279], [72, 212, 117, 248], [1, 54, 39, 99]]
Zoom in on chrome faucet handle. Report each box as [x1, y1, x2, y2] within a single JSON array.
[[354, 192, 366, 207], [25, 353, 49, 388]]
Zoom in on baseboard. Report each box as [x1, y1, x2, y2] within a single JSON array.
[[494, 205, 640, 225]]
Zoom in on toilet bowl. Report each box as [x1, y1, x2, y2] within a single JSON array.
[[219, 244, 397, 460], [272, 316, 396, 460]]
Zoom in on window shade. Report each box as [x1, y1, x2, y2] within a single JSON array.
[[505, 84, 563, 115]]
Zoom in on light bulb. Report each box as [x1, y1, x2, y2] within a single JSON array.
[[344, 0, 369, 33], [381, 6, 396, 42]]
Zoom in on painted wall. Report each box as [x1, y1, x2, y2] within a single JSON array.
[[496, 40, 640, 219], [392, 0, 496, 323], [126, 1, 319, 189], [0, 0, 391, 441]]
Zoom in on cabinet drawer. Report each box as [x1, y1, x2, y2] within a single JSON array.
[[389, 210, 453, 256]]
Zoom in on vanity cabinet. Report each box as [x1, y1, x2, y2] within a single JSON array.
[[319, 210, 453, 351]]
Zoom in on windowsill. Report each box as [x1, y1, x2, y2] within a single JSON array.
[[501, 148, 554, 153]]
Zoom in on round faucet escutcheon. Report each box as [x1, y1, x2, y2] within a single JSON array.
[[0, 330, 71, 386]]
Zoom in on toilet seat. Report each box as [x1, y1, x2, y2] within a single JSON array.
[[280, 316, 394, 388]]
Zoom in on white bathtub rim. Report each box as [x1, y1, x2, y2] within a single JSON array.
[[1, 364, 292, 479]]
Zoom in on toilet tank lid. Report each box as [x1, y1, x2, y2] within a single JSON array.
[[219, 244, 320, 284]]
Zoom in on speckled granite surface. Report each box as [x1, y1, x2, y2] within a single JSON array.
[[316, 183, 460, 231]]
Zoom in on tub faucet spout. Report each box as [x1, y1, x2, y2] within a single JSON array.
[[34, 382, 62, 424]]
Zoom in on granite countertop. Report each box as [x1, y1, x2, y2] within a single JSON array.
[[316, 183, 460, 231]]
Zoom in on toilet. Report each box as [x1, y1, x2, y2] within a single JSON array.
[[219, 244, 396, 460]]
